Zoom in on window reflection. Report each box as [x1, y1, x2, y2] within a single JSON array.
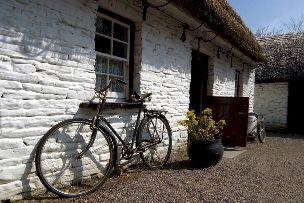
[[95, 17, 111, 36], [113, 41, 127, 58], [114, 23, 128, 42], [109, 60, 124, 76]]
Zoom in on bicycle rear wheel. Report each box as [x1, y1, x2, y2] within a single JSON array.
[[257, 118, 266, 143], [35, 118, 114, 197], [137, 114, 172, 169]]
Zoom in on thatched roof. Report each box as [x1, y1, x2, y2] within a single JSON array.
[[255, 32, 304, 82], [172, 0, 266, 62]]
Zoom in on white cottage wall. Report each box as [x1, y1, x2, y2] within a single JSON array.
[[254, 82, 288, 131], [242, 65, 255, 112], [0, 0, 256, 200], [0, 0, 99, 200]]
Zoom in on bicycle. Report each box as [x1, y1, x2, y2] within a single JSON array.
[[35, 78, 172, 198], [247, 112, 266, 143]]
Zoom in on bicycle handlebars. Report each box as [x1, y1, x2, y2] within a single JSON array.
[[95, 78, 151, 102]]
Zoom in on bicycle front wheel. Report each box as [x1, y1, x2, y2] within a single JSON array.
[[257, 119, 266, 143], [137, 114, 172, 169], [35, 118, 114, 198]]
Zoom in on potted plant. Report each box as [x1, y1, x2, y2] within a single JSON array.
[[179, 108, 227, 167]]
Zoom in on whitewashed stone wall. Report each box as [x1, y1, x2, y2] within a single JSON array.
[[139, 19, 192, 149], [254, 82, 288, 131], [0, 0, 256, 201], [213, 58, 236, 97], [0, 0, 99, 200], [208, 53, 255, 112], [241, 64, 255, 112]]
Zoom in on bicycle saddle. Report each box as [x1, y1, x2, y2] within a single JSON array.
[[130, 91, 152, 102]]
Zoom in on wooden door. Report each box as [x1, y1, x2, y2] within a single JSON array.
[[203, 96, 249, 147]]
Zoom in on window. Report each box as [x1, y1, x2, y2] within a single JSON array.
[[95, 8, 134, 101]]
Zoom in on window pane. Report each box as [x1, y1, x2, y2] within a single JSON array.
[[96, 75, 107, 91], [113, 23, 128, 42], [95, 56, 108, 73], [95, 35, 111, 54], [113, 41, 127, 58], [109, 59, 124, 76], [95, 17, 112, 36], [109, 76, 124, 93]]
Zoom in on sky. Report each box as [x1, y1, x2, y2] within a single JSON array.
[[227, 0, 304, 34]]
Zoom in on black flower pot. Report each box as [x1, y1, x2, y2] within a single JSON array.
[[187, 137, 224, 168]]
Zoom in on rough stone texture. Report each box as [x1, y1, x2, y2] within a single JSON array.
[[15, 133, 304, 203], [254, 82, 288, 131], [0, 0, 256, 200]]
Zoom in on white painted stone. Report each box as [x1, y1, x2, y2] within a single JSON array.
[[22, 83, 68, 96], [2, 90, 66, 100], [0, 146, 35, 160], [1, 115, 72, 129], [0, 158, 24, 167], [0, 71, 41, 84], [13, 64, 36, 74], [0, 139, 24, 150], [0, 58, 12, 71], [0, 163, 35, 183], [0, 80, 22, 90], [0, 127, 50, 138], [254, 82, 288, 130], [0, 108, 66, 117], [1, 98, 80, 110]]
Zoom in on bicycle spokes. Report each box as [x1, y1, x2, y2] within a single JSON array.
[[138, 115, 172, 168], [36, 119, 113, 197]]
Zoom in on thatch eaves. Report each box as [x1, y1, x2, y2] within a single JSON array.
[[172, 0, 266, 62], [255, 32, 304, 82]]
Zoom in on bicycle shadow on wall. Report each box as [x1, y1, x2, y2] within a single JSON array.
[[18, 105, 141, 201], [75, 106, 143, 168], [23, 76, 174, 199]]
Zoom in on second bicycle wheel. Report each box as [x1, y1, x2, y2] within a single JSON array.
[[35, 118, 114, 197], [137, 114, 172, 169], [257, 118, 267, 143]]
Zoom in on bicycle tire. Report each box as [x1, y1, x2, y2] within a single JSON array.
[[137, 114, 172, 169], [35, 118, 114, 198], [257, 119, 266, 143]]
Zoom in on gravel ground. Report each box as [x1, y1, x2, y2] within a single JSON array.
[[17, 132, 304, 203]]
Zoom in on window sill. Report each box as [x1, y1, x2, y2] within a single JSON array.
[[79, 101, 143, 109]]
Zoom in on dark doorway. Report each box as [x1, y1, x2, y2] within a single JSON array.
[[288, 78, 304, 134], [189, 50, 209, 116]]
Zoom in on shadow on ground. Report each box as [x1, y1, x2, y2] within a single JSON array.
[[266, 131, 304, 139]]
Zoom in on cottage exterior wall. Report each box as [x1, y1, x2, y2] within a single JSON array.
[[254, 82, 288, 131], [213, 59, 236, 97], [0, 0, 99, 200], [0, 0, 256, 200], [242, 65, 255, 112]]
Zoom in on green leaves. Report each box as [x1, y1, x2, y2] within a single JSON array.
[[178, 108, 226, 141]]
